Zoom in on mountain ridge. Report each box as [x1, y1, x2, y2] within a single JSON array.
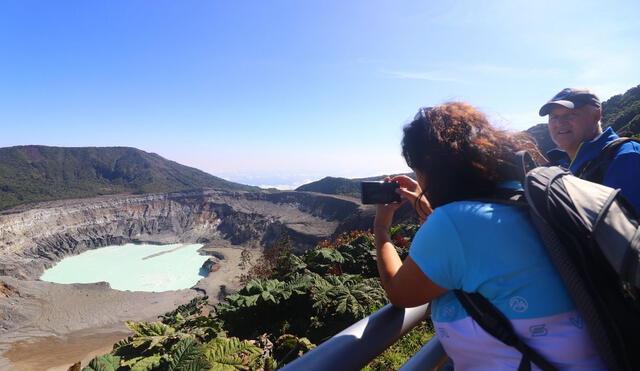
[[602, 84, 640, 135], [0, 145, 259, 210], [3, 84, 639, 206]]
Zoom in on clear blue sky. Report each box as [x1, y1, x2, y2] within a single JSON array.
[[1, 1, 639, 188]]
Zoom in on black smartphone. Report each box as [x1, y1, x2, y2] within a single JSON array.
[[361, 181, 401, 204]]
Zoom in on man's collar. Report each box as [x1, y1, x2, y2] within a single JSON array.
[[546, 148, 569, 162], [545, 127, 618, 167], [576, 127, 618, 156], [569, 127, 619, 171]]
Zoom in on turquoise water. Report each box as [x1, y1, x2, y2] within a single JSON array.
[[40, 243, 209, 292]]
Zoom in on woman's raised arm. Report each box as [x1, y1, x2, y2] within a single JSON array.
[[374, 201, 447, 308]]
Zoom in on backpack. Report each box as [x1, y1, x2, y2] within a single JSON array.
[[454, 151, 640, 371]]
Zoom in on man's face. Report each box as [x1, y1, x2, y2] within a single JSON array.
[[548, 105, 601, 157]]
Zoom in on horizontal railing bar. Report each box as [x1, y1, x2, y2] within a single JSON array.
[[281, 303, 430, 371]]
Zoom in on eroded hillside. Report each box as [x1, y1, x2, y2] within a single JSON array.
[[0, 189, 373, 280]]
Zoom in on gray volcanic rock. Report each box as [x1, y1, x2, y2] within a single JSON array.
[[0, 189, 369, 280], [201, 257, 221, 274]]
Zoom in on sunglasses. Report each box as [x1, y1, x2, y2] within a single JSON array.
[[414, 106, 434, 121]]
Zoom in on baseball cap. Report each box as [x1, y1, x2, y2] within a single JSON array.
[[539, 88, 601, 116]]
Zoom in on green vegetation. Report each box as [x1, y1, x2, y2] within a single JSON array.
[[83, 225, 431, 370], [295, 174, 413, 198], [363, 322, 435, 371], [0, 145, 259, 210], [602, 84, 640, 136], [295, 176, 363, 198]]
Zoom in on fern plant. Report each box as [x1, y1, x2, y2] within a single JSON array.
[[336, 234, 377, 277], [166, 337, 209, 371], [308, 274, 387, 340], [303, 248, 346, 275], [203, 337, 262, 370], [273, 334, 316, 365], [160, 296, 210, 326], [216, 275, 314, 339]]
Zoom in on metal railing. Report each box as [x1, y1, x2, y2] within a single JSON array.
[[281, 303, 449, 371]]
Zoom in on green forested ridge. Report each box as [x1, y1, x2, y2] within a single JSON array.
[[295, 176, 362, 198], [0, 145, 259, 210], [295, 173, 414, 199], [82, 226, 432, 370], [602, 84, 640, 136]]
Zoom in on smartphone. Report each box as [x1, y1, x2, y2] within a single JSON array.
[[361, 181, 401, 204]]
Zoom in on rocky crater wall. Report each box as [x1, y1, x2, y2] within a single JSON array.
[[0, 189, 372, 280]]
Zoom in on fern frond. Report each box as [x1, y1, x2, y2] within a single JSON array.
[[126, 321, 176, 337], [168, 337, 204, 371], [203, 337, 261, 369]]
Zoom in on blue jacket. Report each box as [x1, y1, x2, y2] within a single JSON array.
[[547, 127, 640, 210]]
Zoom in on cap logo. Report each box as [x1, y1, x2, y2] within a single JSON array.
[[554, 88, 573, 100]]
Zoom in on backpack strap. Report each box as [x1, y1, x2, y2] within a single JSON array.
[[453, 290, 558, 371], [578, 137, 640, 183], [515, 151, 538, 186]]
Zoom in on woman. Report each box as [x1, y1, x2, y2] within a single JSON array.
[[375, 103, 604, 370]]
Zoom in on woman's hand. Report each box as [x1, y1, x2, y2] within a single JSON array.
[[391, 175, 432, 223]]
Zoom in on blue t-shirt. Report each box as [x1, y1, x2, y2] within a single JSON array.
[[410, 201, 605, 370]]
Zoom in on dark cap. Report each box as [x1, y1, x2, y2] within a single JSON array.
[[539, 88, 601, 116]]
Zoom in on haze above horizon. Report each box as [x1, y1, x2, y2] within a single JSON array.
[[1, 1, 639, 189]]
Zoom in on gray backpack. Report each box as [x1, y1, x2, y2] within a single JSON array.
[[456, 158, 640, 371]]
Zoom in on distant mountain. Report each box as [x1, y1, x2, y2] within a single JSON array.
[[295, 173, 413, 198], [0, 146, 259, 210], [296, 177, 361, 198], [525, 123, 556, 155]]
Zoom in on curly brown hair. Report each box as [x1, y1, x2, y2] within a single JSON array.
[[401, 102, 544, 208]]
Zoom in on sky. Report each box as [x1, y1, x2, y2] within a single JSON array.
[[1, 1, 639, 189]]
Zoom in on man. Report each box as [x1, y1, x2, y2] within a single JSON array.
[[539, 87, 640, 210]]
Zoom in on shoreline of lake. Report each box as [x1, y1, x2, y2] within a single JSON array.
[[0, 246, 253, 370]]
